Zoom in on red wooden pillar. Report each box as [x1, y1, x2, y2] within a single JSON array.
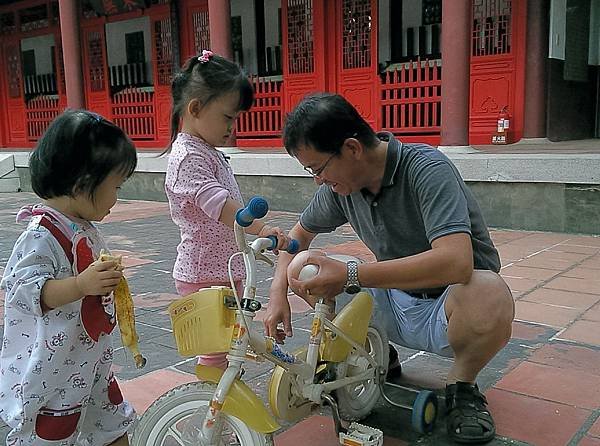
[[0, 44, 7, 148], [440, 0, 471, 146], [523, 0, 549, 138], [208, 0, 232, 60], [58, 0, 85, 109]]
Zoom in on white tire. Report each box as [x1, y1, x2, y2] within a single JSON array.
[[334, 318, 389, 421], [131, 381, 269, 446]]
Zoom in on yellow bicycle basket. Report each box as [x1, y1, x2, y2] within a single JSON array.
[[169, 286, 236, 356]]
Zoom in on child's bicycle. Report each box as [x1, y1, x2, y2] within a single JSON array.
[[132, 197, 438, 446]]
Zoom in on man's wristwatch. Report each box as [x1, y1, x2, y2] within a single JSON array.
[[344, 260, 361, 294]]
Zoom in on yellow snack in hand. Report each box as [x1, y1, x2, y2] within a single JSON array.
[[100, 251, 147, 369]]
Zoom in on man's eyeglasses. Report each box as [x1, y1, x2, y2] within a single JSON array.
[[304, 153, 336, 178]]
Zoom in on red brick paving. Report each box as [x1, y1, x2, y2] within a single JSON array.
[[5, 196, 600, 444], [589, 418, 600, 437], [515, 300, 583, 327], [495, 361, 600, 410], [523, 288, 600, 310], [557, 320, 600, 347], [486, 388, 591, 446], [120, 369, 196, 413], [582, 303, 600, 322], [510, 321, 551, 341], [102, 200, 170, 223], [114, 186, 600, 445], [528, 344, 600, 375], [579, 437, 600, 446]]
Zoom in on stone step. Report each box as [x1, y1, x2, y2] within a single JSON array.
[[0, 155, 19, 193]]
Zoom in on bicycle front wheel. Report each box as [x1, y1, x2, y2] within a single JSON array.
[[131, 381, 270, 446]]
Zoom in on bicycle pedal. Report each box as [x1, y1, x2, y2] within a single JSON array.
[[339, 422, 383, 446]]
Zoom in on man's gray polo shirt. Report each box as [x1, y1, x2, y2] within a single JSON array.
[[300, 132, 501, 290]]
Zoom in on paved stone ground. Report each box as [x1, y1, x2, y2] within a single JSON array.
[[1, 193, 600, 445]]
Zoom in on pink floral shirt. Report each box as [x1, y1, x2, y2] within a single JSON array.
[[165, 133, 244, 283]]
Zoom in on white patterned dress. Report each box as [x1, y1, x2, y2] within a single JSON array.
[[0, 205, 135, 445]]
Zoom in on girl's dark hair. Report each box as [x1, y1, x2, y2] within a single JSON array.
[[30, 109, 137, 200], [166, 53, 254, 152], [283, 93, 379, 156]]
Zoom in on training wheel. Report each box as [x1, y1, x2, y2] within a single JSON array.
[[411, 390, 438, 434]]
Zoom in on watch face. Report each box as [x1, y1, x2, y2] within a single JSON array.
[[345, 284, 361, 294]]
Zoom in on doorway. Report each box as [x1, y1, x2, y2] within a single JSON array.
[[282, 0, 378, 127]]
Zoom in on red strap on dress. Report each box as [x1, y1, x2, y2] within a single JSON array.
[[33, 211, 115, 341], [37, 216, 74, 264]]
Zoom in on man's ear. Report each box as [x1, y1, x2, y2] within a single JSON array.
[[344, 136, 364, 159], [187, 98, 203, 118]]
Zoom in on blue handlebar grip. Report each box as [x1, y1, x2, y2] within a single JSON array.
[[287, 239, 299, 254], [266, 235, 278, 250], [266, 236, 300, 254], [235, 196, 269, 227]]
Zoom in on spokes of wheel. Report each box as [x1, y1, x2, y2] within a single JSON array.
[[334, 321, 389, 420], [158, 413, 243, 446]]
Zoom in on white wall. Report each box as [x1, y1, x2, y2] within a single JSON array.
[[549, 0, 567, 60], [379, 0, 442, 63], [379, 0, 391, 63], [264, 0, 281, 50], [403, 0, 423, 56], [21, 34, 55, 75], [589, 0, 600, 65], [550, 0, 600, 64], [231, 0, 257, 74], [105, 16, 152, 81]]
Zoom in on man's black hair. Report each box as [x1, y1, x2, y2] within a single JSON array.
[[283, 93, 379, 156]]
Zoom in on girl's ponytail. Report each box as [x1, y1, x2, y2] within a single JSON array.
[[163, 52, 254, 155]]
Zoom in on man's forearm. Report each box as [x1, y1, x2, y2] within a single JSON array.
[[271, 251, 293, 294], [359, 233, 474, 290], [271, 222, 316, 297]]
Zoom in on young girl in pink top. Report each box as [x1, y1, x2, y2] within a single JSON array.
[[165, 51, 288, 368]]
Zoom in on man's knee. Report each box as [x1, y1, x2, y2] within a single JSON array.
[[448, 271, 514, 334]]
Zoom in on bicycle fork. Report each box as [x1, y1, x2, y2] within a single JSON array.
[[197, 308, 251, 445], [195, 302, 289, 444]]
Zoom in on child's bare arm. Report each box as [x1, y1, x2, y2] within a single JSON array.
[[218, 197, 289, 250], [219, 197, 260, 231], [41, 259, 122, 311]]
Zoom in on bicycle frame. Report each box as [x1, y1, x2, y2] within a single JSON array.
[[190, 220, 381, 445]]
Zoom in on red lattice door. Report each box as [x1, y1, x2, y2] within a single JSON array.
[[1, 39, 27, 145], [281, 0, 378, 128], [150, 4, 174, 147], [179, 0, 210, 61], [81, 19, 111, 119], [330, 0, 378, 128], [282, 0, 326, 113], [469, 0, 526, 144]]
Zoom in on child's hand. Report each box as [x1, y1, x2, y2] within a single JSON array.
[[76, 259, 123, 297], [258, 224, 291, 255]]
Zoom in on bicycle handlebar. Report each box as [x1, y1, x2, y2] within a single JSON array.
[[235, 196, 299, 254], [235, 196, 268, 227], [266, 235, 299, 254]]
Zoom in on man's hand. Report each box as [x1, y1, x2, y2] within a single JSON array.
[[288, 254, 347, 301], [257, 224, 290, 254], [264, 289, 293, 343], [76, 259, 123, 297]]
